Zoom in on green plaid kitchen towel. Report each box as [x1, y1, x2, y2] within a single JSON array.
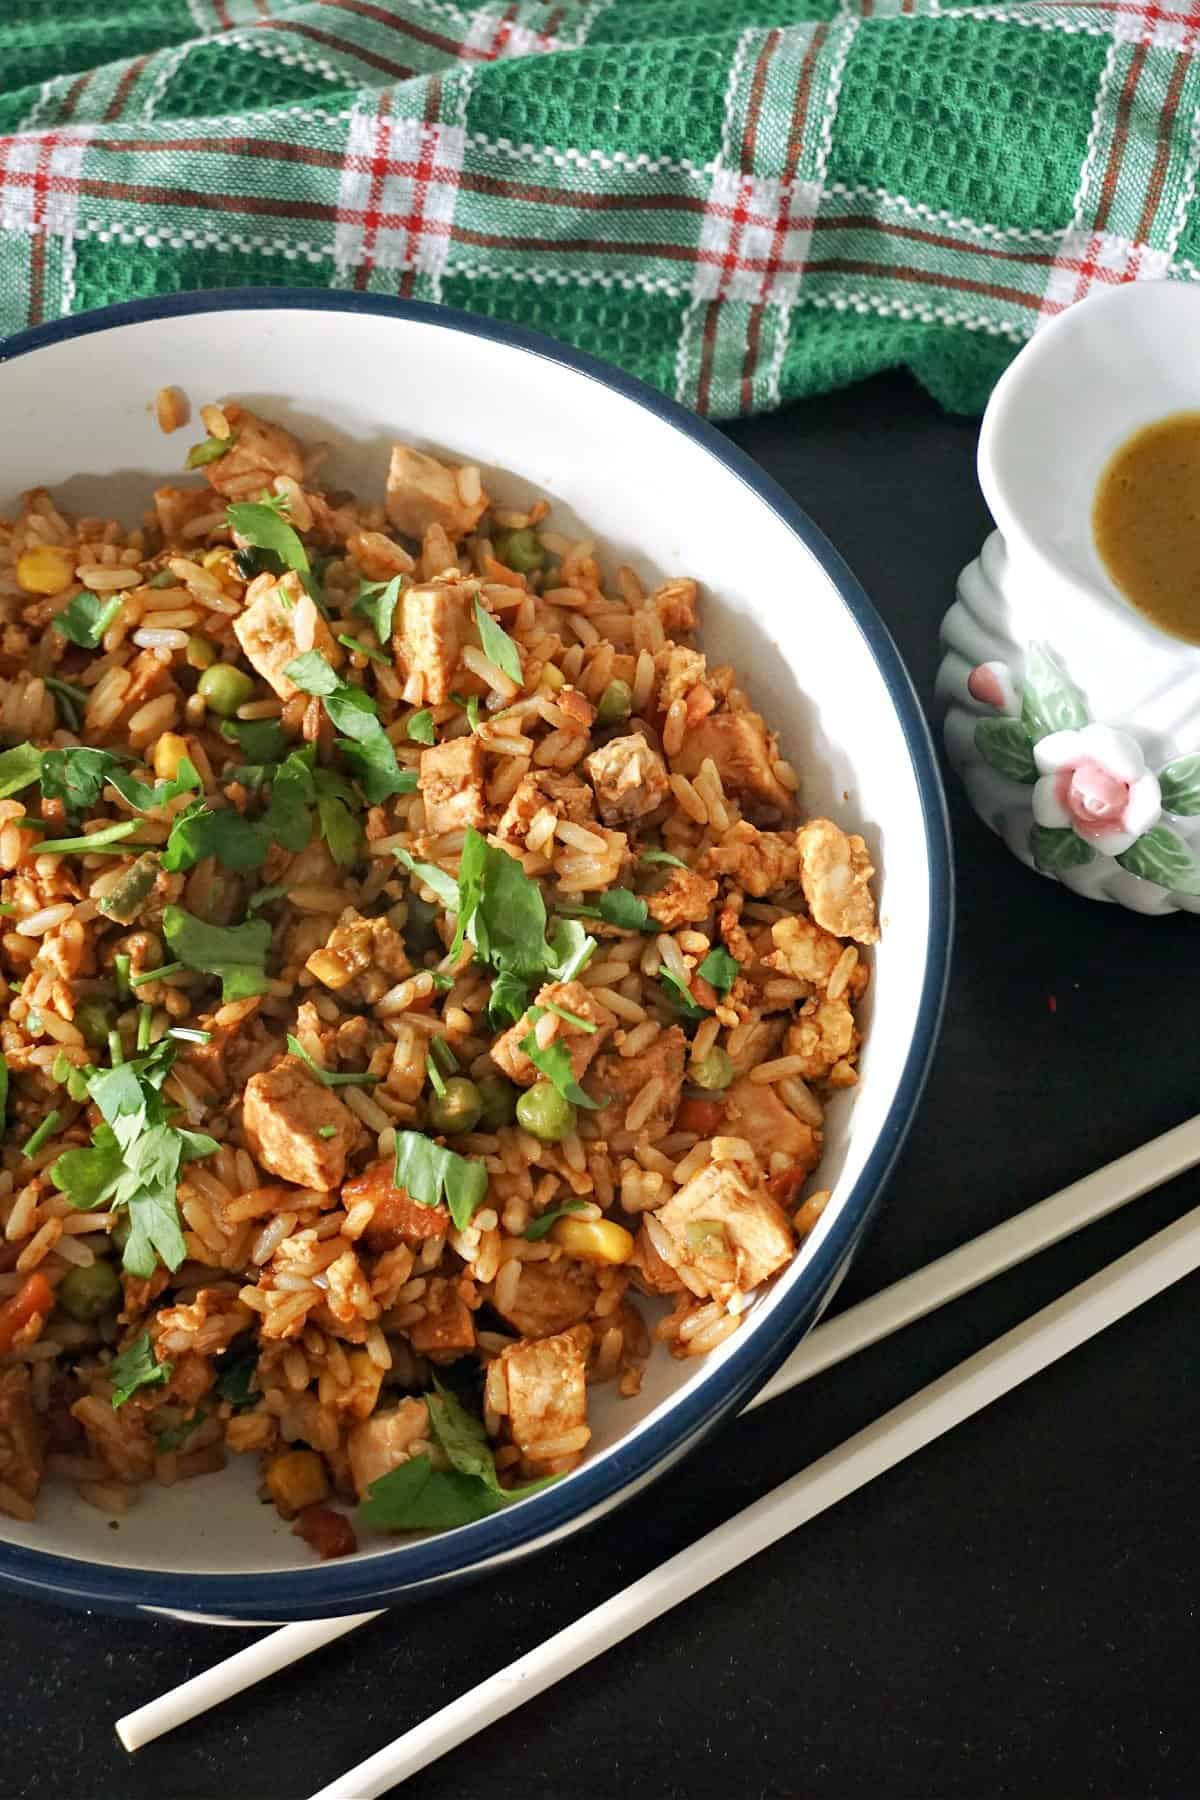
[[0, 0, 1197, 417]]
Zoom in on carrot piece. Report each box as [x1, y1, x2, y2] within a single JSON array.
[[0, 1272, 54, 1354]]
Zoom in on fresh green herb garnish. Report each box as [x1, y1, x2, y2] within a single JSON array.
[[285, 1034, 382, 1089], [162, 906, 271, 1002], [451, 692, 482, 732], [284, 651, 413, 803], [392, 1130, 488, 1231], [226, 495, 310, 579], [425, 1053, 447, 1099], [52, 591, 122, 650], [358, 1384, 556, 1531], [562, 888, 650, 932], [214, 1340, 259, 1412], [354, 575, 404, 648], [109, 1332, 172, 1409], [337, 633, 391, 666], [543, 1000, 597, 1033], [163, 749, 314, 873], [696, 947, 739, 995], [393, 848, 459, 911], [37, 819, 145, 856], [51, 1038, 217, 1279], [639, 848, 688, 870], [317, 1124, 337, 1139], [220, 717, 288, 763], [518, 1012, 603, 1110], [523, 1200, 588, 1241], [406, 710, 436, 745], [428, 1036, 459, 1074], [473, 599, 523, 685], [44, 678, 86, 731], [660, 967, 708, 1023], [129, 962, 184, 988], [247, 884, 288, 914], [22, 1110, 60, 1158], [0, 743, 42, 801]]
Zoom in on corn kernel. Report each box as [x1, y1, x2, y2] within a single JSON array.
[[16, 546, 75, 597], [264, 1448, 329, 1520], [551, 1217, 634, 1265], [152, 732, 190, 782], [202, 547, 234, 576], [539, 663, 565, 691]]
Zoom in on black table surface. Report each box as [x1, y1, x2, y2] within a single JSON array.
[[8, 371, 1200, 1800]]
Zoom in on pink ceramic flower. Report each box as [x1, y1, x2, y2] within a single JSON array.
[[1032, 724, 1161, 855]]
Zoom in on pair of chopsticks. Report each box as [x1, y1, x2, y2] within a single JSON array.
[[117, 1111, 1200, 1796]]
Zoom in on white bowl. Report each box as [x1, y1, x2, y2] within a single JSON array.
[[0, 292, 950, 1621]]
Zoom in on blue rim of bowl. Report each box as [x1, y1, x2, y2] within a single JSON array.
[[0, 290, 953, 1618]]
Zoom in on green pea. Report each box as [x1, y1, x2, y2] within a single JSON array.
[[74, 998, 116, 1049], [493, 527, 545, 574], [427, 1077, 483, 1136], [57, 1259, 121, 1322], [689, 1046, 734, 1091], [596, 679, 633, 725], [516, 1080, 576, 1143], [197, 662, 255, 718], [186, 634, 216, 671], [476, 1075, 519, 1131]]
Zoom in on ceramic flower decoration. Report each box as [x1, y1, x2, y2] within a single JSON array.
[[1031, 724, 1161, 856], [953, 639, 1200, 895]]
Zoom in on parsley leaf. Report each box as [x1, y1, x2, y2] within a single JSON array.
[[523, 1200, 588, 1241], [53, 591, 122, 649], [226, 497, 311, 579], [312, 765, 363, 865], [359, 1454, 504, 1531], [407, 710, 435, 745], [562, 888, 650, 931], [640, 848, 688, 870], [394, 848, 460, 911], [354, 575, 404, 647], [519, 1012, 603, 1110], [358, 1386, 557, 1531], [697, 947, 739, 995], [545, 918, 597, 983], [163, 801, 271, 874], [660, 968, 709, 1024], [0, 743, 44, 801], [162, 906, 271, 1001], [284, 651, 413, 803], [221, 717, 287, 763], [215, 1340, 260, 1412], [38, 747, 198, 818], [392, 1130, 488, 1231], [473, 599, 523, 685], [109, 1332, 172, 1409]]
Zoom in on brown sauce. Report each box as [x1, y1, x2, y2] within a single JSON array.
[[1094, 410, 1200, 645]]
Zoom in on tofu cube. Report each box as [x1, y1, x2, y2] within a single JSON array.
[[395, 578, 472, 705], [672, 710, 793, 818], [656, 1160, 794, 1301], [242, 1058, 360, 1191], [419, 735, 486, 836], [491, 981, 616, 1089], [386, 444, 490, 542], [495, 1326, 591, 1476], [232, 578, 340, 700], [583, 733, 670, 825]]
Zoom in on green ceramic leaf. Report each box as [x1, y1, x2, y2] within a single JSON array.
[[1116, 826, 1200, 894], [1030, 825, 1096, 875], [1157, 755, 1200, 817], [1019, 645, 1089, 744], [974, 718, 1037, 784]]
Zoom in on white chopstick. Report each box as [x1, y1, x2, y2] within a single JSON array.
[[115, 1111, 1200, 1756], [307, 1197, 1200, 1800]]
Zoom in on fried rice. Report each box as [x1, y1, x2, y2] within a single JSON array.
[[0, 397, 878, 1555]]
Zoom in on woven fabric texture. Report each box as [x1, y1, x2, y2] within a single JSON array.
[[0, 1, 1198, 417]]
